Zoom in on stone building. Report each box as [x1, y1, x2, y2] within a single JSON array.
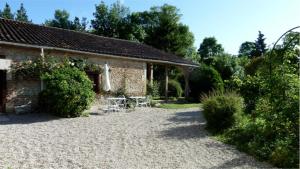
[[0, 18, 197, 113]]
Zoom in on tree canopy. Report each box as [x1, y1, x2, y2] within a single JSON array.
[[91, 1, 130, 38], [253, 31, 267, 57], [45, 10, 88, 32], [91, 2, 194, 57], [198, 37, 224, 60], [140, 4, 194, 57], [0, 3, 14, 19], [15, 3, 30, 22], [238, 41, 256, 58]]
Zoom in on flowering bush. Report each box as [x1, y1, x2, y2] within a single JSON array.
[[39, 66, 95, 117], [12, 56, 103, 78]]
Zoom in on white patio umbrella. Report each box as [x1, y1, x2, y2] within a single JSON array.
[[103, 63, 111, 91]]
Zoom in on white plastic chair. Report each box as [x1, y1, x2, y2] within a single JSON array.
[[103, 98, 120, 112], [137, 96, 151, 107]]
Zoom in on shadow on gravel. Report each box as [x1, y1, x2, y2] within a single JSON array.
[[160, 124, 208, 139], [209, 156, 270, 169], [160, 110, 208, 139], [167, 110, 205, 124], [0, 113, 59, 125]]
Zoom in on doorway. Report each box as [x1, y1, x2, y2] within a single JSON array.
[[0, 70, 6, 113]]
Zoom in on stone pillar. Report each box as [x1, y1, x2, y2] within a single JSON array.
[[150, 63, 153, 87], [165, 66, 169, 102]]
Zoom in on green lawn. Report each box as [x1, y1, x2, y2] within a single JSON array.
[[158, 103, 201, 109]]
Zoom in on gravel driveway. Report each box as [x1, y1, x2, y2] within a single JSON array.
[[0, 107, 271, 169]]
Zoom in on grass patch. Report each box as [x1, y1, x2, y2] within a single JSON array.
[[158, 103, 201, 109]]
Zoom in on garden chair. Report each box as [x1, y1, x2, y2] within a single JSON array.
[[117, 95, 127, 109], [103, 98, 120, 112], [137, 95, 151, 107]]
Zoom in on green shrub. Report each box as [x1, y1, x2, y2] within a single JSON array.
[[244, 57, 264, 75], [189, 64, 224, 100], [39, 66, 95, 117], [168, 79, 183, 97], [239, 75, 261, 114], [211, 54, 239, 80], [201, 91, 243, 132], [147, 80, 160, 97], [223, 78, 299, 168]]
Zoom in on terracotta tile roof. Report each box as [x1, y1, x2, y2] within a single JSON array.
[[0, 18, 197, 66]]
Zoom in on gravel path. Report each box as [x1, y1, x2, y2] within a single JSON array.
[[0, 107, 272, 169]]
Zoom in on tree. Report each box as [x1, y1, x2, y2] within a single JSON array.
[[211, 53, 239, 80], [282, 31, 300, 51], [140, 4, 195, 57], [72, 17, 88, 32], [253, 31, 267, 57], [45, 9, 73, 29], [184, 47, 200, 63], [118, 12, 146, 42], [91, 0, 130, 38], [91, 3, 194, 57], [0, 3, 14, 19], [45, 10, 87, 32], [15, 3, 30, 22], [198, 37, 224, 60], [238, 41, 256, 58]]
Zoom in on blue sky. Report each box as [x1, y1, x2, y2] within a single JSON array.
[[2, 0, 300, 54]]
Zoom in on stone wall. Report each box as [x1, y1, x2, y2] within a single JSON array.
[[0, 45, 147, 113]]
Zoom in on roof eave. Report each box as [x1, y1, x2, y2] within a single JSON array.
[[0, 41, 199, 67]]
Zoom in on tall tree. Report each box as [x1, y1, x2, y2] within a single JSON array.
[[15, 3, 30, 22], [45, 9, 73, 29], [45, 10, 87, 32], [139, 4, 195, 57], [198, 37, 224, 60], [253, 31, 267, 57], [0, 3, 14, 19], [238, 41, 256, 58], [91, 2, 194, 57], [184, 47, 200, 63], [91, 0, 129, 38], [72, 17, 88, 32], [45, 9, 72, 29]]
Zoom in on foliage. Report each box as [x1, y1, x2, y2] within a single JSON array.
[[252, 31, 267, 57], [91, 0, 130, 38], [184, 46, 200, 63], [45, 9, 88, 31], [210, 54, 240, 80], [244, 57, 264, 75], [0, 3, 14, 19], [147, 80, 160, 97], [189, 64, 224, 100], [15, 3, 30, 22], [91, 2, 194, 57], [168, 79, 183, 98], [69, 58, 103, 73], [39, 66, 95, 117], [113, 87, 127, 97], [218, 31, 300, 168], [197, 37, 224, 61], [12, 57, 103, 78], [141, 4, 195, 57], [282, 31, 300, 51], [238, 41, 256, 58], [239, 75, 261, 114], [201, 91, 243, 133], [12, 57, 62, 78]]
